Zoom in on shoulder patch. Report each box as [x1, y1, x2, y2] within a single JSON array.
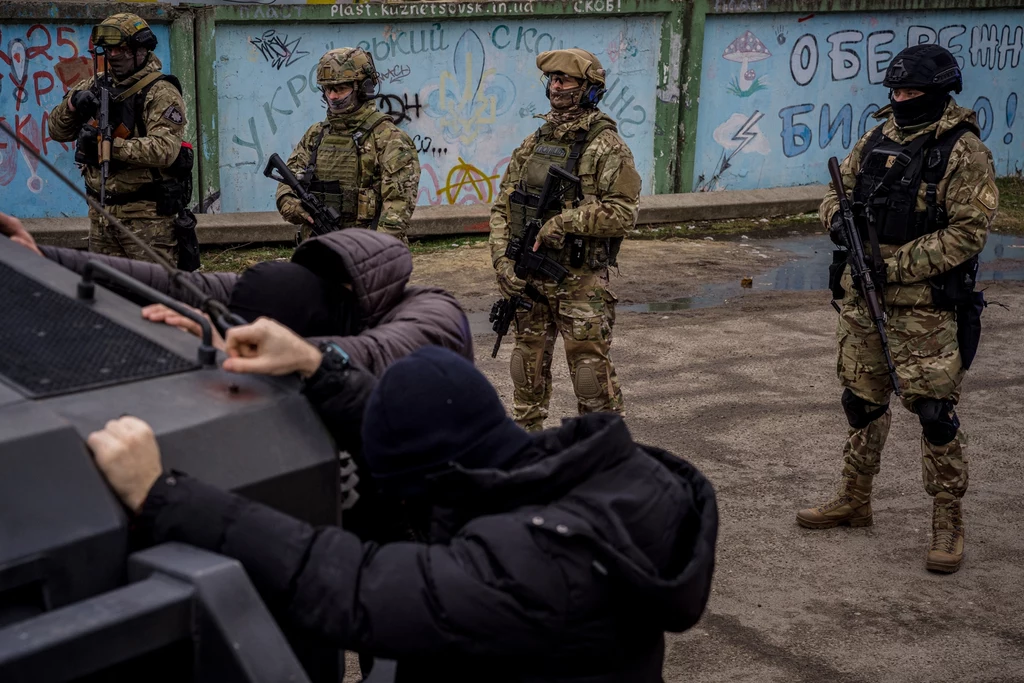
[[161, 105, 185, 125], [975, 177, 998, 211]]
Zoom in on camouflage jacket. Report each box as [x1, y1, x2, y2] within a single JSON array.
[[489, 108, 642, 268], [822, 100, 999, 307], [49, 54, 186, 208], [275, 102, 420, 241]]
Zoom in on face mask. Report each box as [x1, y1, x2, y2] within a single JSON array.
[[548, 84, 583, 111], [326, 89, 359, 115], [106, 49, 143, 78], [890, 90, 949, 128]]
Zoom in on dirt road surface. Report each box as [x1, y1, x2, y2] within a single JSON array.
[[402, 235, 1024, 682]]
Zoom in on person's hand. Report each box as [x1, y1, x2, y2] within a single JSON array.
[[828, 212, 849, 249], [495, 257, 526, 299], [76, 124, 99, 163], [87, 416, 164, 513], [278, 195, 314, 226], [533, 214, 566, 251], [142, 303, 226, 351], [222, 317, 323, 378], [70, 89, 99, 120], [0, 212, 43, 256]]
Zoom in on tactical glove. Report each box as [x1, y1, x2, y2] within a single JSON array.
[[536, 214, 567, 250], [75, 125, 99, 166], [828, 212, 849, 249], [495, 257, 527, 299], [70, 90, 99, 121], [278, 195, 313, 226]]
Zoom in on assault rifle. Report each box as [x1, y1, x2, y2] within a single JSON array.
[[505, 165, 579, 282], [828, 156, 901, 396], [96, 74, 112, 207], [263, 153, 340, 244], [489, 283, 542, 358]]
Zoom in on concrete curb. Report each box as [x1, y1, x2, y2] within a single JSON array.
[[22, 184, 826, 248]]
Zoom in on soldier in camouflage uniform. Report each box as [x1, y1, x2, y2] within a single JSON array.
[[489, 49, 641, 431], [49, 13, 190, 264], [276, 48, 419, 245], [797, 45, 999, 574]]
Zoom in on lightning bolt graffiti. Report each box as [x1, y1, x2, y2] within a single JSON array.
[[698, 110, 764, 192]]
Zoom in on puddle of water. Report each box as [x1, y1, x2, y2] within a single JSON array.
[[467, 233, 1024, 333], [622, 232, 1024, 313]]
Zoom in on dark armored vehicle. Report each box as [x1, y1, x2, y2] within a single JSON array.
[[0, 235, 354, 682]]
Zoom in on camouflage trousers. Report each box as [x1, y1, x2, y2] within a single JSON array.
[[836, 299, 967, 497], [89, 205, 177, 264], [510, 269, 624, 431]]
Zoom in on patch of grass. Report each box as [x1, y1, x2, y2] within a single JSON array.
[[993, 176, 1024, 234], [200, 243, 294, 274], [409, 234, 489, 255], [632, 212, 823, 241]]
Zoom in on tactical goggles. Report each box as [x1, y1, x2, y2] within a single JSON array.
[[91, 25, 129, 50]]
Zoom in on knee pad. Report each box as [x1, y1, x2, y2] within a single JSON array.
[[510, 348, 529, 388], [841, 388, 888, 429], [915, 398, 959, 446], [573, 364, 602, 399]]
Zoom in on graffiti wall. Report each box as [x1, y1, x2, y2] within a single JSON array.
[[214, 17, 660, 213], [693, 11, 1024, 191], [0, 23, 171, 218]]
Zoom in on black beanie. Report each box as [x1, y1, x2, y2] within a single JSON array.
[[228, 261, 338, 336], [361, 346, 533, 498]]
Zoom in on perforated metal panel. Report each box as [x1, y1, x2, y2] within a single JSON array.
[[0, 262, 198, 398]]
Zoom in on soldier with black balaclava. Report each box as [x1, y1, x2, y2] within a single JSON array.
[[798, 44, 999, 575]]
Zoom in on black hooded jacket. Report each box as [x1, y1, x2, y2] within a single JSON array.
[[138, 413, 718, 682], [40, 229, 472, 375]]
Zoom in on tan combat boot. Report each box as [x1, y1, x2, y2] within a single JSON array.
[[926, 494, 964, 573], [796, 472, 873, 529]]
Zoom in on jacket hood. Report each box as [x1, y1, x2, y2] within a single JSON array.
[[534, 108, 617, 140], [874, 98, 980, 142], [291, 229, 412, 327], [431, 413, 718, 633]]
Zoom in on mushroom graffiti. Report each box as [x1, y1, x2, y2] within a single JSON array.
[[723, 31, 771, 95]]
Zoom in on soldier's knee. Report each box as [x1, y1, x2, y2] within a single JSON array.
[[510, 348, 530, 389], [841, 388, 888, 429], [914, 398, 959, 445], [573, 363, 603, 399]]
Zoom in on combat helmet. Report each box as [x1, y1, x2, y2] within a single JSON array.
[[91, 13, 158, 52], [883, 44, 963, 94], [536, 48, 607, 107], [316, 47, 379, 99]]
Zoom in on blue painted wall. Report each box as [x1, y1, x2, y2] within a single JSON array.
[[0, 22, 171, 218], [693, 11, 1023, 191], [214, 17, 661, 214]]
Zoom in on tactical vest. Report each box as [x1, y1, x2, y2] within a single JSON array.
[[509, 117, 622, 269], [852, 122, 972, 245], [306, 111, 390, 228], [84, 72, 194, 216]]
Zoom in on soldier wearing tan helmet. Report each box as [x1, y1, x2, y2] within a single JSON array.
[[275, 47, 420, 245], [489, 48, 641, 431], [49, 13, 197, 269]]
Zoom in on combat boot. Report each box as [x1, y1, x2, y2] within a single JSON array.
[[926, 494, 964, 573], [796, 472, 873, 529]]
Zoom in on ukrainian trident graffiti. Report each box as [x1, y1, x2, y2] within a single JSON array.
[[693, 11, 1024, 191], [215, 16, 660, 213]]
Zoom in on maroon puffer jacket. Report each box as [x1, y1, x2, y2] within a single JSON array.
[[41, 230, 472, 375]]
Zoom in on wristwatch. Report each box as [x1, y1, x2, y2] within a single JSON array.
[[304, 341, 351, 391]]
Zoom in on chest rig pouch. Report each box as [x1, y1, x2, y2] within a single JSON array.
[[508, 119, 621, 268], [852, 123, 971, 246], [306, 112, 389, 225]]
